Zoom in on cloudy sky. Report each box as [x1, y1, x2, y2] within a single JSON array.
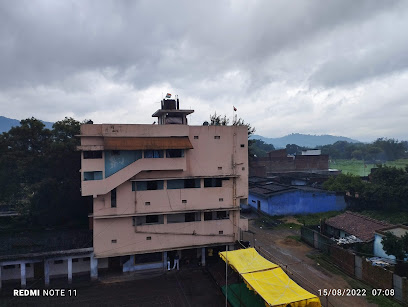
[[1, 0, 407, 142]]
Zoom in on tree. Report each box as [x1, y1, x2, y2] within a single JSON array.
[[381, 232, 408, 262], [0, 117, 89, 228], [286, 144, 304, 155], [210, 112, 229, 126], [250, 139, 275, 157], [382, 232, 408, 276], [209, 112, 255, 137], [322, 173, 365, 195]]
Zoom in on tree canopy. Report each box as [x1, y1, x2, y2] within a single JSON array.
[[323, 165, 408, 212], [381, 232, 408, 261], [319, 138, 407, 161], [0, 117, 89, 229]]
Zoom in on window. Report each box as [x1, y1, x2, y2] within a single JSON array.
[[84, 151, 102, 159], [54, 260, 64, 264], [146, 215, 159, 224], [167, 212, 201, 223], [111, 239, 117, 243], [185, 212, 201, 222], [111, 188, 117, 208], [166, 149, 184, 158], [133, 181, 164, 191], [216, 211, 229, 219], [167, 179, 200, 189], [112, 150, 120, 155], [182, 200, 187, 204], [144, 150, 164, 158], [218, 167, 222, 170], [83, 258, 90, 262], [146, 236, 152, 240], [145, 202, 150, 206], [219, 231, 224, 234], [73, 259, 79, 263], [194, 136, 199, 139], [84, 171, 103, 181], [204, 212, 214, 221], [167, 213, 185, 223], [147, 181, 159, 190], [214, 136, 220, 139], [135, 215, 164, 225], [204, 178, 222, 187], [184, 179, 198, 188], [240, 144, 245, 148], [219, 198, 224, 202]]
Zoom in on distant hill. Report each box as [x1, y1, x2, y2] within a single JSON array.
[[0, 116, 54, 133], [250, 133, 361, 148]]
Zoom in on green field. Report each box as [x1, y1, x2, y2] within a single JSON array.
[[329, 159, 408, 176]]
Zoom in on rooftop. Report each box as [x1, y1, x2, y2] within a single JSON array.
[[325, 211, 392, 242], [249, 183, 296, 197], [0, 229, 92, 260]]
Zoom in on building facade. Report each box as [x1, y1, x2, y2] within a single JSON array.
[[79, 97, 248, 271], [249, 149, 329, 177]]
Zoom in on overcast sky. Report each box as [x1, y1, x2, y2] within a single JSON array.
[[1, 0, 407, 142]]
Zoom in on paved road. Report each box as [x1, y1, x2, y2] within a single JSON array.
[[0, 268, 224, 307], [244, 219, 379, 307]]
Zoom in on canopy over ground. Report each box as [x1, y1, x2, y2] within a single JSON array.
[[219, 247, 279, 274], [220, 248, 321, 307]]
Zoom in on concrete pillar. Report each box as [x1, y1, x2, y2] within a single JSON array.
[[90, 254, 98, 280], [201, 247, 206, 266], [20, 263, 26, 288], [163, 251, 167, 270], [68, 258, 72, 284], [44, 260, 50, 286]]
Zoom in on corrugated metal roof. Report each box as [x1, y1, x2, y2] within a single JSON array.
[[104, 136, 193, 150]]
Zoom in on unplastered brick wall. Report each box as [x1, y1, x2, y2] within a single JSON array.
[[361, 258, 393, 290], [329, 245, 355, 276]]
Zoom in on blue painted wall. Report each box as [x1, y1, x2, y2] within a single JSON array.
[[105, 150, 142, 177], [249, 189, 346, 216]]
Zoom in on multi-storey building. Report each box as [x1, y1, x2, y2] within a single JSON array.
[[79, 96, 248, 271]]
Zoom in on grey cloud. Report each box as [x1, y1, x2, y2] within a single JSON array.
[[0, 0, 401, 90], [1, 0, 408, 141]]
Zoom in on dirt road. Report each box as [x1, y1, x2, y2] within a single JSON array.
[[244, 219, 381, 307]]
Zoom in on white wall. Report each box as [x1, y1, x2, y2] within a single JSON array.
[[1, 264, 34, 281], [1, 256, 109, 282]]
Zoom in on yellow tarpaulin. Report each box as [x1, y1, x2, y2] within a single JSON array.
[[243, 268, 321, 307], [219, 248, 279, 274], [219, 248, 321, 307]]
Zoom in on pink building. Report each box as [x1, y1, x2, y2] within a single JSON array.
[[79, 97, 248, 272]]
